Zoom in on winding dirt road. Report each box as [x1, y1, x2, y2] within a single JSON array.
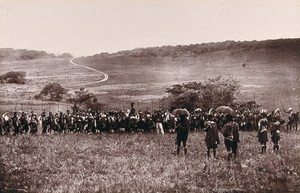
[[69, 58, 108, 86]]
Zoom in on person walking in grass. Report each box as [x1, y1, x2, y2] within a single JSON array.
[[222, 114, 240, 160], [257, 117, 268, 154], [175, 115, 190, 156], [204, 114, 220, 159], [270, 121, 281, 152]]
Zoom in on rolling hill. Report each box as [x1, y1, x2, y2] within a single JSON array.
[[0, 38, 299, 112], [75, 38, 300, 110]]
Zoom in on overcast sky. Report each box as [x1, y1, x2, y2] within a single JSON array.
[[0, 0, 300, 57]]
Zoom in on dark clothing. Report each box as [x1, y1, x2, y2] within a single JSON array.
[[19, 115, 29, 134], [232, 141, 238, 154], [204, 121, 220, 149], [176, 128, 189, 146], [222, 121, 240, 156], [29, 115, 38, 134], [222, 121, 239, 142], [176, 117, 190, 155], [154, 113, 163, 124], [40, 114, 47, 133], [176, 119, 190, 146], [271, 130, 280, 143], [270, 121, 281, 143], [12, 115, 20, 135], [258, 127, 268, 145]]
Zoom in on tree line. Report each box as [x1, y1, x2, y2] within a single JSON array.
[[33, 76, 254, 113]]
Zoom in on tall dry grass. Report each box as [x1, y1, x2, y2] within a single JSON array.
[[0, 131, 300, 193]]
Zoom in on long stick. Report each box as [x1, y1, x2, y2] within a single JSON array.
[[279, 100, 286, 112], [289, 96, 293, 108]]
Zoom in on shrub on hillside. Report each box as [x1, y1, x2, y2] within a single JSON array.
[[163, 76, 240, 111], [0, 71, 26, 84], [68, 87, 105, 112], [35, 83, 67, 101], [58, 53, 73, 58], [19, 50, 55, 60]]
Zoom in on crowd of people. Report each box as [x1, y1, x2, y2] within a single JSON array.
[[0, 103, 299, 159]]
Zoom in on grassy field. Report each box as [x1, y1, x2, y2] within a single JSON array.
[[0, 57, 102, 114], [75, 48, 300, 110], [1, 39, 300, 113], [1, 131, 300, 193]]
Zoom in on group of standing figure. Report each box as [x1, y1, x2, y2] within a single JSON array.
[[176, 107, 295, 160], [0, 105, 298, 160]]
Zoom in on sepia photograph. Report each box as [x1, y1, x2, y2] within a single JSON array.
[[0, 0, 300, 192]]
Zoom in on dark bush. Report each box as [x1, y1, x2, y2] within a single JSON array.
[[38, 83, 67, 101], [0, 71, 26, 84], [163, 76, 240, 111], [68, 87, 105, 112]]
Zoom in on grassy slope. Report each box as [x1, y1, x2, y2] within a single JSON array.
[[75, 39, 300, 110], [0, 48, 56, 62], [0, 132, 300, 193], [1, 39, 300, 112], [0, 57, 104, 114]]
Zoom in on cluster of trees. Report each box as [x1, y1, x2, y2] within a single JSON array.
[[0, 48, 73, 61], [34, 77, 250, 113], [57, 53, 73, 59], [0, 71, 26, 84], [92, 38, 300, 58], [67, 87, 104, 112], [19, 50, 56, 60], [34, 83, 104, 111], [161, 76, 241, 112], [34, 83, 67, 101]]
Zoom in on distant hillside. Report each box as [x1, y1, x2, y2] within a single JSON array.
[[0, 48, 57, 62], [76, 38, 300, 109], [90, 38, 300, 59]]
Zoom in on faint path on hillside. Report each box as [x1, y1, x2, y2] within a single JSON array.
[[69, 58, 109, 87]]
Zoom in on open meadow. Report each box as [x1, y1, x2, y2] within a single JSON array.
[[1, 39, 300, 113], [1, 131, 300, 193], [1, 40, 300, 192], [75, 40, 300, 110]]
